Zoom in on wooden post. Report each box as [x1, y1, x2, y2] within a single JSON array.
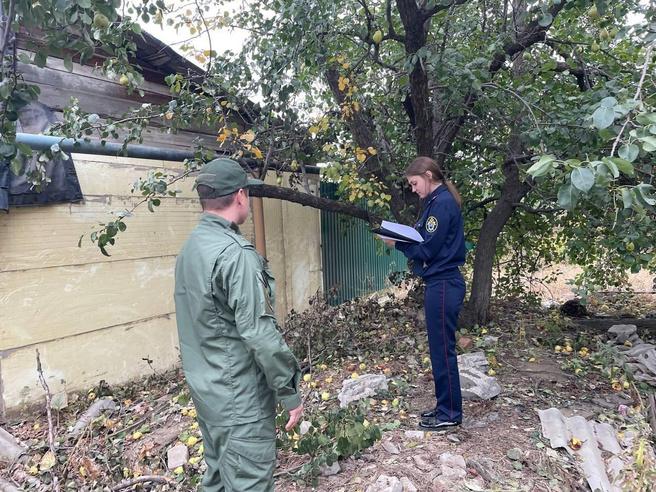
[[252, 196, 267, 258]]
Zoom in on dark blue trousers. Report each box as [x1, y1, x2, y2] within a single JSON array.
[[424, 275, 465, 422]]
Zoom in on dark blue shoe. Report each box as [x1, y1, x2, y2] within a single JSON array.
[[419, 417, 461, 430]]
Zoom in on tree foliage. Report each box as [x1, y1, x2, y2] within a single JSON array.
[[1, 0, 655, 322]]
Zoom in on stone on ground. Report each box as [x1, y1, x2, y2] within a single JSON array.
[[338, 374, 388, 408], [365, 475, 402, 492], [166, 444, 189, 470], [320, 461, 341, 476], [0, 427, 26, 465]]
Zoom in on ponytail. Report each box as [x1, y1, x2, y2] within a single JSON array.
[[444, 180, 462, 208], [404, 156, 462, 208]]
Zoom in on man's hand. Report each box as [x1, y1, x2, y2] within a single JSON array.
[[285, 403, 303, 431], [383, 238, 396, 248]]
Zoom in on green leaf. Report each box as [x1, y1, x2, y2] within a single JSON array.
[[639, 136, 656, 152], [635, 112, 656, 125], [609, 157, 634, 176], [571, 167, 594, 192], [10, 157, 23, 176], [538, 13, 553, 27], [77, 0, 92, 7], [601, 158, 619, 178], [618, 144, 639, 162], [600, 97, 618, 108], [63, 54, 73, 72], [592, 106, 615, 129], [34, 51, 47, 68], [15, 142, 32, 156], [636, 184, 656, 205], [0, 81, 9, 99], [527, 155, 556, 178], [557, 183, 578, 210], [0, 143, 15, 157], [621, 188, 633, 209]]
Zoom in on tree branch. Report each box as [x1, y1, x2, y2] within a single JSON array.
[[111, 475, 172, 491], [0, 0, 16, 64], [385, 0, 405, 42], [513, 203, 563, 214], [422, 0, 469, 22], [323, 66, 406, 219], [396, 0, 433, 155], [610, 42, 655, 157], [36, 349, 60, 492], [249, 184, 378, 223], [466, 195, 499, 215], [489, 2, 566, 75], [433, 2, 567, 164]]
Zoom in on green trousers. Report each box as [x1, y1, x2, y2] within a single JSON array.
[[197, 416, 276, 491]]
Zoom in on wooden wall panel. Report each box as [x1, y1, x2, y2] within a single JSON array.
[[17, 49, 173, 97], [1, 154, 254, 272], [73, 154, 197, 197], [1, 256, 177, 350], [0, 315, 180, 411], [18, 52, 224, 150], [0, 154, 309, 416], [1, 199, 198, 271]]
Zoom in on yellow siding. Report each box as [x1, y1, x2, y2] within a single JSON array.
[[0, 154, 320, 416], [1, 315, 179, 409], [1, 257, 176, 349]]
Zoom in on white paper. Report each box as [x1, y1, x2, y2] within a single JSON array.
[[381, 220, 424, 243]]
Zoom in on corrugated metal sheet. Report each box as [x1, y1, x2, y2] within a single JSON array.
[[320, 182, 407, 304]]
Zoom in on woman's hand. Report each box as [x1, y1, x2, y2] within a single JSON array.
[[382, 238, 396, 248]]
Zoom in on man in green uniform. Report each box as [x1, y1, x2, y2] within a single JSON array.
[[174, 158, 303, 491]]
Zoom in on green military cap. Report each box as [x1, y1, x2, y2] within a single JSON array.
[[196, 158, 263, 197]]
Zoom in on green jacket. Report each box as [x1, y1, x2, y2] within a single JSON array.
[[174, 212, 301, 426]]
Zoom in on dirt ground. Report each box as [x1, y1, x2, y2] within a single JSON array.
[[2, 287, 656, 491]]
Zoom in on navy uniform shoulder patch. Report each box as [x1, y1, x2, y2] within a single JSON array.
[[425, 215, 438, 233]]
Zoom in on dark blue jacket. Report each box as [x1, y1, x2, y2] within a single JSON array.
[[395, 185, 465, 280]]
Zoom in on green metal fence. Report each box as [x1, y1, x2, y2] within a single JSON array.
[[320, 182, 408, 304]]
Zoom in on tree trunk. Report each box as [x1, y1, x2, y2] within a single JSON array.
[[461, 155, 531, 326], [249, 183, 378, 223], [462, 21, 533, 326]]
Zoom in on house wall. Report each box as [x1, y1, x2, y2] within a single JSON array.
[[0, 154, 322, 418]]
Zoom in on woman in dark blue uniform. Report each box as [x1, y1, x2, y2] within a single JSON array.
[[383, 156, 466, 429]]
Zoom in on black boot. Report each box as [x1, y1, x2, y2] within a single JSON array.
[[419, 416, 461, 430]]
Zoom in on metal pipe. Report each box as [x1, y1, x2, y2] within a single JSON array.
[[15, 133, 321, 173], [16, 133, 198, 162]]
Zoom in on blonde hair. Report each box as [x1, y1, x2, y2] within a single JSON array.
[[404, 156, 462, 207]]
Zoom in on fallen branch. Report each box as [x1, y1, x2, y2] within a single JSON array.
[[68, 398, 117, 438], [110, 475, 172, 491], [116, 399, 169, 437], [272, 463, 305, 478], [35, 349, 60, 492]]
